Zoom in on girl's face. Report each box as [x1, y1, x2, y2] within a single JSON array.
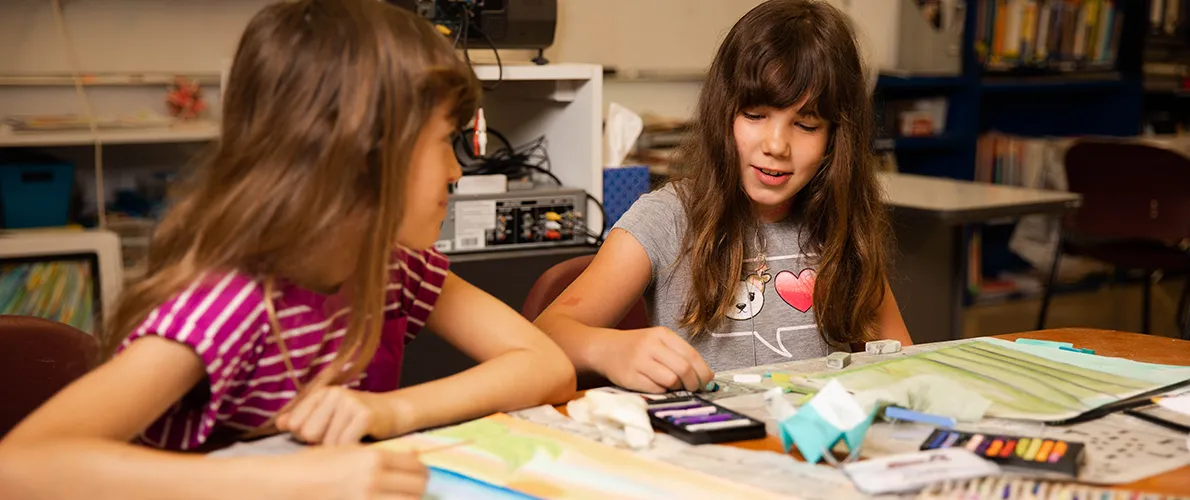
[[733, 98, 828, 222], [398, 103, 462, 249]]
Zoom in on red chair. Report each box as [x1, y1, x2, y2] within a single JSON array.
[[522, 255, 650, 388], [0, 315, 99, 438], [522, 254, 650, 329], [1037, 140, 1190, 338]]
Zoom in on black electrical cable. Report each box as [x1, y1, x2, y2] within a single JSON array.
[[471, 25, 503, 91], [453, 4, 503, 92], [586, 193, 607, 244]]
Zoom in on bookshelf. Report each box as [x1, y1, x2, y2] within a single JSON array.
[[873, 0, 1149, 305]]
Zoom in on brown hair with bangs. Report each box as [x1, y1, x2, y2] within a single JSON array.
[[671, 0, 888, 345], [101, 0, 480, 390]]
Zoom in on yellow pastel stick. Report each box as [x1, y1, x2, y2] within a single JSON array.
[[1024, 438, 1044, 461]]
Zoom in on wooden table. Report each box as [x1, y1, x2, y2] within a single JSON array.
[[605, 330, 1190, 495]]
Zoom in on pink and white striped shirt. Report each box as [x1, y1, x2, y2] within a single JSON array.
[[118, 247, 449, 451]]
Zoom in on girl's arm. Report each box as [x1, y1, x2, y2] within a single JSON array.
[[369, 272, 577, 436], [0, 337, 425, 500], [532, 229, 713, 393], [877, 280, 913, 346]]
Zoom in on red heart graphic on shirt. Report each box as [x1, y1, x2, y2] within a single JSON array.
[[774, 268, 816, 313]]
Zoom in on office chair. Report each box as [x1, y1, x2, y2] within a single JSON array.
[[0, 315, 99, 438], [1037, 140, 1190, 338]]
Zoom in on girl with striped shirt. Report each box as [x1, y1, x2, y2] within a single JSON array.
[[0, 1, 575, 498]]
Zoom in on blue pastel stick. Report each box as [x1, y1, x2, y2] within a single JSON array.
[[884, 406, 957, 428], [1015, 338, 1073, 349], [926, 431, 948, 449]]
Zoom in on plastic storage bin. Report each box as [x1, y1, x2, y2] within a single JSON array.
[[0, 162, 75, 229]]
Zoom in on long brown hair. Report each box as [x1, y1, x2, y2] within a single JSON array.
[[102, 0, 479, 389], [671, 0, 888, 345]]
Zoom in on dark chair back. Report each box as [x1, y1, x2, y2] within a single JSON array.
[[0, 315, 99, 438], [1063, 140, 1190, 243], [522, 254, 650, 330]]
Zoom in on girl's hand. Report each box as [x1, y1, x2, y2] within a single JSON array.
[[276, 387, 396, 446], [593, 327, 714, 393], [282, 446, 428, 500]]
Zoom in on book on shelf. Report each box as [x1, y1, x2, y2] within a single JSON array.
[[1151, 0, 1186, 36], [975, 0, 1124, 72], [0, 259, 96, 333], [975, 132, 1049, 186]]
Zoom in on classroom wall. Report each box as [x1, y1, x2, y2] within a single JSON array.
[[1, 0, 903, 122], [548, 0, 901, 120]]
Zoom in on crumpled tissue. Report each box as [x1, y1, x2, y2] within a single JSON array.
[[566, 390, 654, 450]]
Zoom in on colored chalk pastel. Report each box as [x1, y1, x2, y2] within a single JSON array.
[[704, 381, 720, 392], [1015, 338, 1074, 349], [884, 406, 956, 428], [1059, 346, 1096, 354], [648, 400, 701, 410], [975, 437, 991, 455], [826, 351, 852, 369], [986, 439, 1004, 457], [942, 432, 961, 448], [1048, 441, 1068, 463], [654, 406, 716, 418], [1024, 439, 1044, 461], [1034, 440, 1054, 462], [684, 418, 755, 432], [1000, 439, 1016, 458], [965, 434, 985, 452], [649, 402, 702, 413], [733, 374, 763, 384], [1016, 438, 1031, 458], [865, 339, 902, 354], [672, 413, 734, 425], [927, 431, 949, 449]]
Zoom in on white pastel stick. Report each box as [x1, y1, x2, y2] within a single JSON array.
[[653, 406, 717, 418], [684, 419, 755, 432], [732, 373, 763, 384]]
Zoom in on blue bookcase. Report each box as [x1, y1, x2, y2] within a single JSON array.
[[873, 0, 1149, 304]]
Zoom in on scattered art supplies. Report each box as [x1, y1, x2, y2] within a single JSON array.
[[376, 413, 785, 500], [916, 476, 1188, 500], [918, 429, 1085, 479], [645, 394, 766, 445]]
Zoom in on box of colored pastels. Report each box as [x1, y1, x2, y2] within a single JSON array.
[[645, 395, 767, 445], [918, 429, 1084, 479]]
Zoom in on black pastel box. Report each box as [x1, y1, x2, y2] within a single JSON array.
[[645, 395, 767, 445], [919, 429, 1085, 479]]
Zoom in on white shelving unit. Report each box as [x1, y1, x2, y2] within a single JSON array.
[[0, 121, 219, 148], [473, 62, 605, 231], [0, 62, 605, 284]]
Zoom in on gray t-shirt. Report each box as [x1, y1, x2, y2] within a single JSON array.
[[613, 184, 833, 371]]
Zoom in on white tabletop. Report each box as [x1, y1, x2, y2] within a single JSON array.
[[880, 172, 1081, 224]]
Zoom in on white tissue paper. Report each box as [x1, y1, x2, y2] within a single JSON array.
[[603, 102, 643, 168], [566, 390, 654, 450]]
